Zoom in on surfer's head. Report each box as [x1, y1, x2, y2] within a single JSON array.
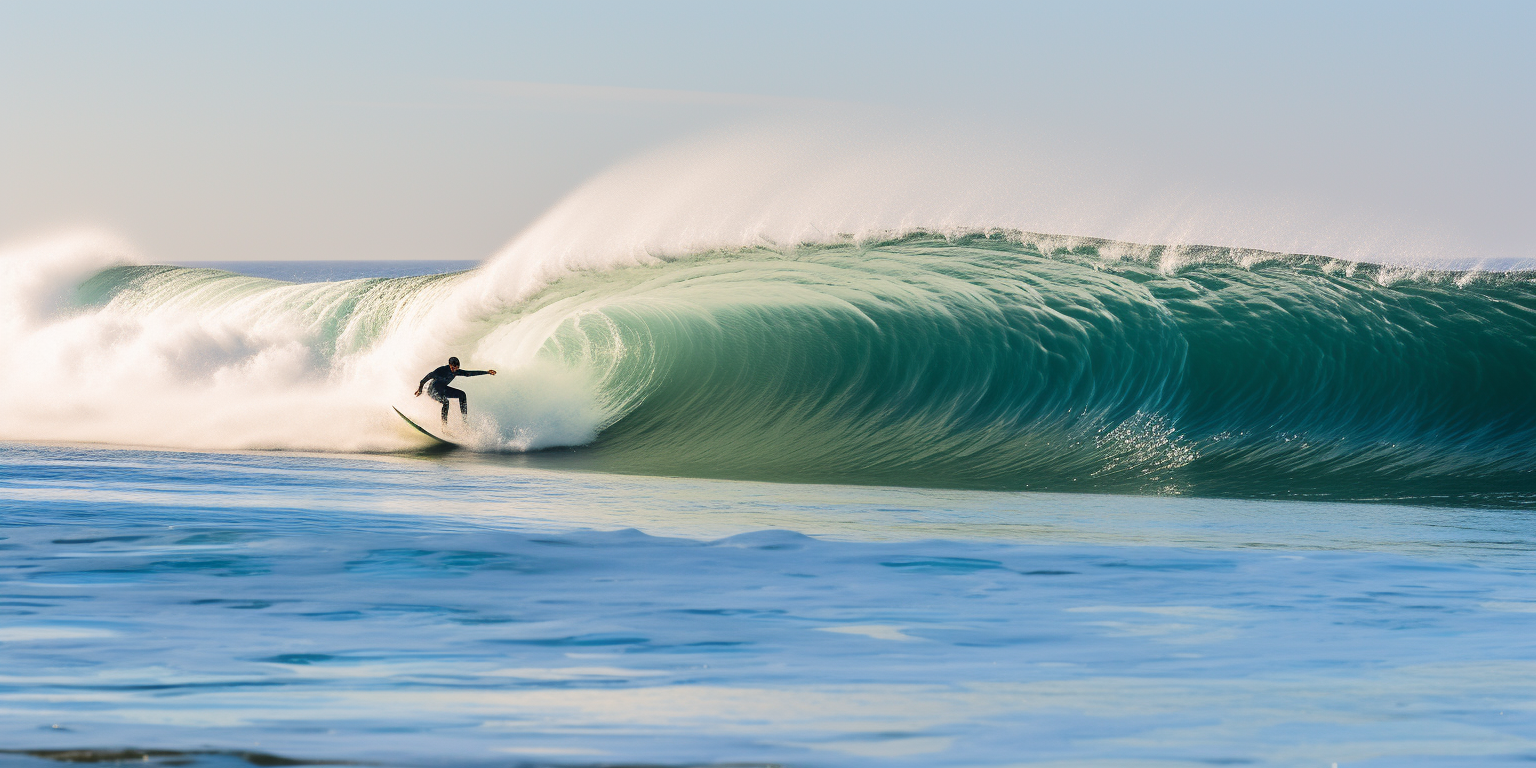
[[448, 356, 460, 371]]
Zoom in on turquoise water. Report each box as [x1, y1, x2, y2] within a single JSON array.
[[67, 234, 1536, 501], [518, 236, 1536, 501], [3, 247, 1536, 767]]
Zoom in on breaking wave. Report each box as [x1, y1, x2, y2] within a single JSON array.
[[4, 230, 1535, 503]]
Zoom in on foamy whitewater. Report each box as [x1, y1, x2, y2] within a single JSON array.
[[3, 136, 1535, 767]]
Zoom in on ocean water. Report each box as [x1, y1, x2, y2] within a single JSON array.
[[3, 239, 1536, 767]]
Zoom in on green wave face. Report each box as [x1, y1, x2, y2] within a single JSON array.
[[508, 234, 1536, 502], [63, 232, 1536, 503]]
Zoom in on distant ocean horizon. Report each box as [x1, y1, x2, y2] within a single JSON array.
[[170, 259, 481, 283]]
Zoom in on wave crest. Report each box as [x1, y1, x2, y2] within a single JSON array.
[[4, 230, 1535, 502]]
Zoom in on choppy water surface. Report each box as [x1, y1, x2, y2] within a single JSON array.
[[3, 442, 1535, 768]]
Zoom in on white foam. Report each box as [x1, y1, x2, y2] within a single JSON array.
[[0, 233, 609, 453]]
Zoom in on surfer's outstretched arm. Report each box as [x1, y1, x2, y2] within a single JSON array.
[[456, 369, 497, 377]]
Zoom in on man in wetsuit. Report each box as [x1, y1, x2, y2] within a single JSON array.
[[414, 357, 497, 426]]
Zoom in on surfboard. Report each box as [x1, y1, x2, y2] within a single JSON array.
[[393, 406, 459, 449]]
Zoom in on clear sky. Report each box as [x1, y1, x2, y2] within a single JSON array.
[[1, 1, 1530, 264]]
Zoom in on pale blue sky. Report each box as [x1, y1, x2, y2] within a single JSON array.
[[1, 1, 1530, 263]]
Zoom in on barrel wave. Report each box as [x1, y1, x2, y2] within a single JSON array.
[[518, 233, 1536, 502], [6, 231, 1536, 503]]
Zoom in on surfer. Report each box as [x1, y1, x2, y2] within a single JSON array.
[[414, 357, 497, 425]]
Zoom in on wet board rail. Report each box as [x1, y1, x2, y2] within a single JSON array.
[[393, 406, 460, 449]]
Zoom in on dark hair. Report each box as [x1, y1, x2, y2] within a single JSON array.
[[448, 357, 460, 366]]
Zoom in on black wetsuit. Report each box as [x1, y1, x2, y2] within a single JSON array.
[[419, 366, 489, 422]]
